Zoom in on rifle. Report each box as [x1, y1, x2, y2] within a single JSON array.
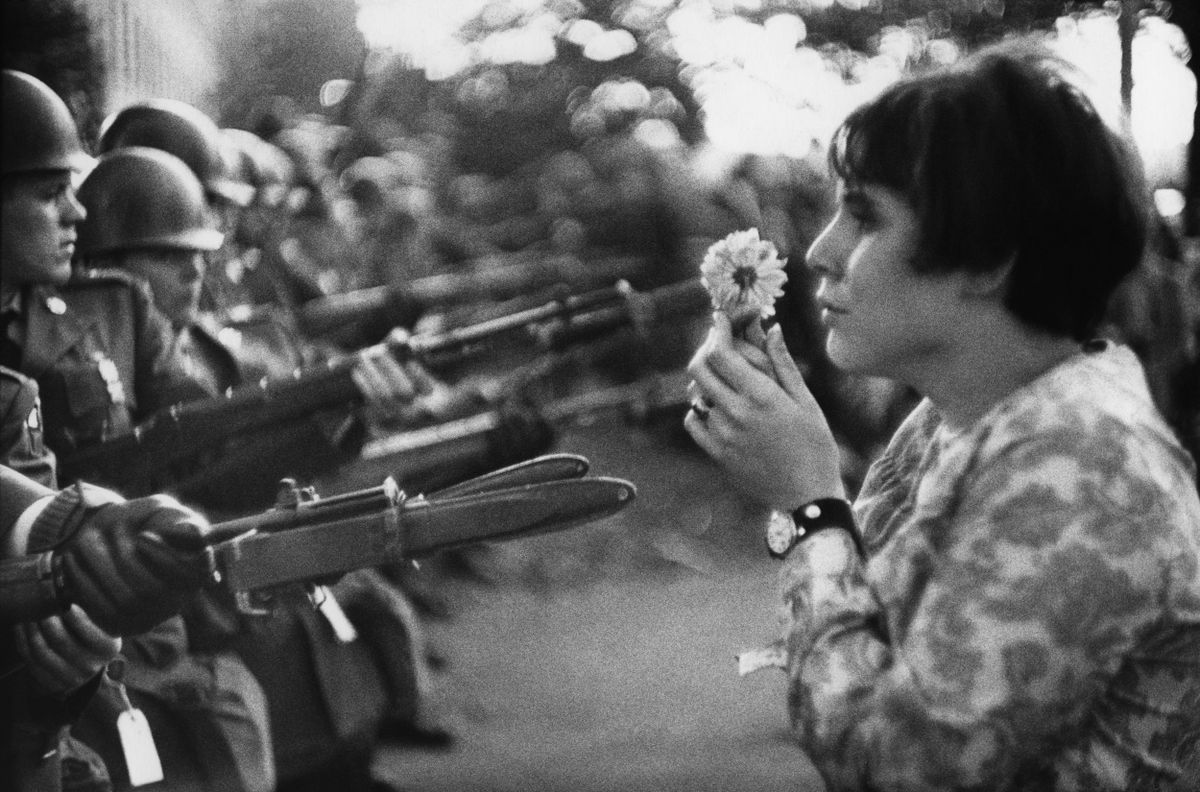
[[58, 279, 708, 493], [328, 369, 693, 496], [239, 251, 651, 344], [4, 455, 636, 623]]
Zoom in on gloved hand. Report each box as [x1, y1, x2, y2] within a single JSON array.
[[56, 494, 213, 636], [352, 346, 417, 410], [352, 342, 456, 427], [13, 604, 122, 695]]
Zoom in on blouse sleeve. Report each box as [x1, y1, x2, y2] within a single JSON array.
[[780, 426, 1177, 791]]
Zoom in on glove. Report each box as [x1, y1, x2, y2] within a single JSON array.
[[352, 344, 458, 428], [13, 604, 122, 695], [56, 494, 213, 636]]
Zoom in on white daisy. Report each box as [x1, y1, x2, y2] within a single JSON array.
[[700, 228, 788, 324]]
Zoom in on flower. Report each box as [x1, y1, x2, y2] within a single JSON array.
[[700, 228, 787, 325]]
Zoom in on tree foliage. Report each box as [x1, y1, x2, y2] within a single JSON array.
[[215, 0, 366, 131], [1, 0, 106, 146], [349, 0, 1113, 178]]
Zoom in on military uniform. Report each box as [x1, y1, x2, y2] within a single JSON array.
[[0, 366, 57, 487], [171, 320, 242, 400], [157, 314, 358, 514], [159, 314, 432, 792], [4, 271, 276, 792], [4, 269, 210, 463], [1, 467, 114, 792]]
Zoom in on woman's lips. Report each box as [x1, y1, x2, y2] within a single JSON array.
[[819, 301, 847, 324]]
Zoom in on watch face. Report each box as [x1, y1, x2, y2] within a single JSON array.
[[766, 511, 797, 555]]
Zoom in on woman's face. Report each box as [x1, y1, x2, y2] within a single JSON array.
[[805, 180, 968, 382]]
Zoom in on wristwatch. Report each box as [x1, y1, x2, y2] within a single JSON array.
[[766, 498, 862, 559]]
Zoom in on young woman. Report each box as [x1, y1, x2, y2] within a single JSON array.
[[685, 38, 1200, 791]]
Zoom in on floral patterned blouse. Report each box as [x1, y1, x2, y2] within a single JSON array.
[[776, 342, 1200, 791]]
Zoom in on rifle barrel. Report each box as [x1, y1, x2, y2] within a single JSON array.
[[208, 478, 402, 544], [405, 282, 626, 361], [360, 369, 692, 462], [297, 253, 649, 338], [59, 279, 708, 489]]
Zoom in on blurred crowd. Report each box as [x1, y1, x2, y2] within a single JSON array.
[[3, 49, 1199, 792]]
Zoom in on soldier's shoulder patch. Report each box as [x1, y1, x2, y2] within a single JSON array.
[[68, 266, 144, 289], [0, 365, 39, 425]]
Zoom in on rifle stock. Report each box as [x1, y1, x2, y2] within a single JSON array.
[[58, 279, 708, 491]]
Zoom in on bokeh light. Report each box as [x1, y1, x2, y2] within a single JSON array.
[[356, 0, 1195, 185]]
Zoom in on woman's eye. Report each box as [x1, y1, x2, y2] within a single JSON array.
[[844, 205, 876, 229], [839, 193, 877, 229]]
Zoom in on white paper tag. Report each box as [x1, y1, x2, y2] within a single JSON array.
[[736, 644, 789, 676], [313, 585, 358, 643], [117, 707, 164, 786]]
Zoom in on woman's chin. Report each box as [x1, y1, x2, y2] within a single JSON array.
[[825, 335, 866, 374]]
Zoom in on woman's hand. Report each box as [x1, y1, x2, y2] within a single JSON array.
[[685, 314, 844, 511]]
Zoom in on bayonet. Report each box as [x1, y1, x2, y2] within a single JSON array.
[[204, 455, 636, 613]]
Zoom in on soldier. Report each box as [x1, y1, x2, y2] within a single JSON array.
[[1, 363, 110, 792], [97, 99, 334, 318], [1, 70, 214, 459], [2, 68, 278, 792], [72, 144, 449, 508], [72, 142, 446, 792], [1, 456, 213, 792]]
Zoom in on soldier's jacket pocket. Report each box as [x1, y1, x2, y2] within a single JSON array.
[[60, 364, 135, 438], [61, 365, 111, 418]]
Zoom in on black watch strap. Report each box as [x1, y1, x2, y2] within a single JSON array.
[[767, 498, 863, 559]]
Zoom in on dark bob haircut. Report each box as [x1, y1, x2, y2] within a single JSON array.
[[828, 37, 1150, 341]]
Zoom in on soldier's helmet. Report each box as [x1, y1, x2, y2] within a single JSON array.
[[76, 147, 224, 257], [97, 99, 254, 208], [220, 128, 263, 205], [2, 69, 85, 176], [254, 140, 301, 211], [222, 127, 304, 210]]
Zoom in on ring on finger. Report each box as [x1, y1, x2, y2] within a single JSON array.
[[689, 397, 711, 420]]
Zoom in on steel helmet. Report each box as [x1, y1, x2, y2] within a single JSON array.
[[252, 140, 299, 209], [2, 69, 85, 176], [75, 147, 224, 257], [97, 98, 254, 207], [222, 128, 302, 211], [221, 128, 261, 195]]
